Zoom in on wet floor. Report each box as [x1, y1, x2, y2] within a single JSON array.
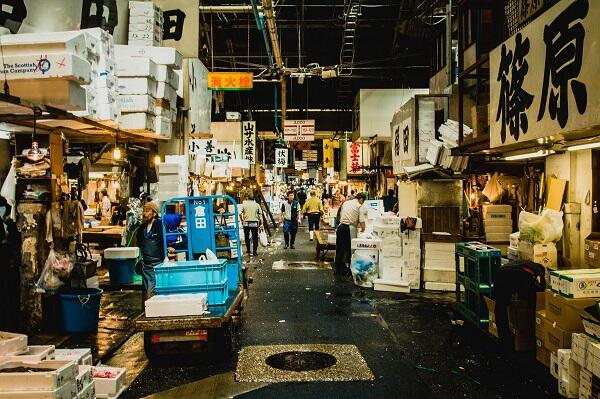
[[107, 225, 560, 399]]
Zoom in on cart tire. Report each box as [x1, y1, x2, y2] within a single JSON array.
[[213, 321, 234, 355], [143, 333, 160, 362]]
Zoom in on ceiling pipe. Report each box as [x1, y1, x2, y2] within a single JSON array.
[[249, 0, 275, 69], [199, 5, 261, 13], [261, 0, 284, 70]]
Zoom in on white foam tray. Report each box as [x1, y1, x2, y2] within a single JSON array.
[[0, 331, 27, 357], [0, 360, 77, 392], [0, 382, 77, 399], [0, 345, 54, 363], [93, 366, 125, 397], [53, 348, 93, 366]]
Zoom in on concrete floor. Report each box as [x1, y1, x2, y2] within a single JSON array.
[[112, 225, 561, 399]]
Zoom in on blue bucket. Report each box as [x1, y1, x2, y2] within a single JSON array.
[[58, 288, 103, 333], [106, 259, 136, 284]]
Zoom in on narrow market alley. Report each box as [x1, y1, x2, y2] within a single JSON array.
[[108, 225, 561, 399]]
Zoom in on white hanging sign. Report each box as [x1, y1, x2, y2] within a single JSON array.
[[241, 121, 256, 165], [275, 148, 288, 167]]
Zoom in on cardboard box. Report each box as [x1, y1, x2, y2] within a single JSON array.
[[484, 296, 499, 338], [422, 267, 455, 283], [535, 310, 547, 344], [536, 340, 551, 368], [585, 235, 600, 268], [546, 321, 577, 353], [560, 272, 600, 298], [518, 241, 558, 269], [551, 269, 599, 292], [545, 290, 596, 331]]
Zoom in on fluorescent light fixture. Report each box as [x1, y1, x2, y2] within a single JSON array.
[[113, 146, 122, 160], [154, 155, 161, 165], [567, 142, 600, 152], [503, 149, 555, 161]]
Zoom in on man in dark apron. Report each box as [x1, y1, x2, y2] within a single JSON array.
[[137, 201, 164, 299]]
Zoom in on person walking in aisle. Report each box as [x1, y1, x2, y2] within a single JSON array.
[[137, 201, 164, 299], [281, 191, 300, 249], [335, 192, 367, 275], [382, 189, 397, 213], [302, 190, 324, 241], [297, 187, 307, 208], [241, 193, 262, 256], [347, 190, 356, 200]]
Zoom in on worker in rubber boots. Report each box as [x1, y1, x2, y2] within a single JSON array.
[[137, 201, 164, 300], [302, 190, 324, 242], [335, 192, 366, 275]]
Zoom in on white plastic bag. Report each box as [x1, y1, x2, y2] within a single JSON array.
[[482, 172, 505, 203], [199, 248, 219, 261], [36, 249, 74, 292], [259, 228, 269, 247], [518, 209, 564, 243], [350, 251, 378, 288]]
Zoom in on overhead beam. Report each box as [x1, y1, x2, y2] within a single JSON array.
[[261, 0, 284, 70]]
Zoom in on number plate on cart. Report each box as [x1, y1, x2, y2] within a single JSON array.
[[186, 329, 208, 341]]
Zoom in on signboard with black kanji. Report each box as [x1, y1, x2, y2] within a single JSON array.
[[241, 121, 256, 165], [490, 0, 599, 148]]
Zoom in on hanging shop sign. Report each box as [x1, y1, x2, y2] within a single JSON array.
[[490, 0, 599, 149], [207, 72, 253, 90], [275, 149, 289, 167], [518, 0, 545, 24], [391, 117, 413, 174], [189, 138, 218, 157], [322, 139, 335, 168], [347, 141, 370, 175], [155, 0, 200, 58], [295, 161, 308, 170], [241, 121, 256, 165], [302, 149, 318, 162], [283, 120, 315, 142]]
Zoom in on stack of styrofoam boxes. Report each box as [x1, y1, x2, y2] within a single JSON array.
[[508, 231, 520, 261], [157, 157, 188, 201], [553, 349, 580, 398], [53, 348, 95, 399], [0, 31, 91, 110], [372, 217, 409, 292], [0, 332, 78, 399], [115, 45, 181, 138], [75, 28, 120, 124], [570, 333, 600, 398], [483, 204, 513, 243], [92, 366, 126, 399], [401, 218, 422, 290], [128, 1, 163, 46], [422, 240, 455, 291]]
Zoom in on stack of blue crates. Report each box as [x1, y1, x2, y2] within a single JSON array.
[[455, 241, 502, 330], [154, 259, 229, 306]]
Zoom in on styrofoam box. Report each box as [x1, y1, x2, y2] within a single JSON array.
[[120, 113, 154, 130], [119, 94, 154, 114], [327, 234, 336, 244], [423, 268, 456, 283], [128, 31, 161, 43], [129, 21, 162, 33], [373, 279, 410, 293], [0, 31, 88, 58], [560, 273, 600, 298], [0, 382, 77, 399], [482, 204, 512, 218], [54, 348, 93, 366], [0, 360, 77, 392], [89, 87, 118, 103], [129, 1, 161, 15], [116, 57, 157, 79], [518, 241, 557, 269], [424, 242, 455, 254], [424, 282, 456, 292], [374, 216, 401, 226], [0, 331, 27, 356], [484, 212, 512, 220], [158, 191, 187, 201], [91, 58, 116, 74], [76, 366, 93, 393], [484, 225, 513, 234], [77, 381, 95, 399], [158, 181, 186, 193], [1, 345, 55, 363], [155, 116, 172, 137], [485, 232, 510, 243], [510, 232, 520, 248], [381, 246, 402, 258], [118, 77, 158, 96], [155, 65, 179, 88], [380, 266, 403, 282], [351, 238, 381, 250], [156, 81, 177, 99], [154, 106, 171, 119], [157, 163, 183, 174], [145, 294, 208, 318], [91, 104, 120, 122], [104, 247, 139, 259], [93, 75, 117, 89], [0, 53, 91, 83], [112, 46, 182, 69], [507, 246, 519, 259], [129, 15, 164, 25], [92, 366, 125, 397]]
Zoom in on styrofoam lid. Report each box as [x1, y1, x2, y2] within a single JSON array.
[[104, 247, 140, 259]]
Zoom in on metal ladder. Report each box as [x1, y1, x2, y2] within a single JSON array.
[[337, 1, 361, 107]]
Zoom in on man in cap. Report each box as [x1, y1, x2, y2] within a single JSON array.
[[137, 201, 164, 299]]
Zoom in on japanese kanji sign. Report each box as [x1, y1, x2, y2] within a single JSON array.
[[346, 141, 370, 175], [391, 117, 412, 174], [156, 0, 200, 58], [518, 0, 545, 24], [275, 149, 288, 168], [207, 72, 254, 90], [241, 121, 256, 165], [189, 138, 218, 158], [283, 120, 315, 142], [490, 0, 598, 148], [322, 139, 334, 168]]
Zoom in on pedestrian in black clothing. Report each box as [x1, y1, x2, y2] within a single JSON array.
[[382, 189, 397, 213]]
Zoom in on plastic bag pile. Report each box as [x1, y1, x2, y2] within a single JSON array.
[[518, 209, 564, 243]]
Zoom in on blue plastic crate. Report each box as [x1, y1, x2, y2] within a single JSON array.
[[155, 259, 228, 290], [155, 281, 229, 306], [226, 259, 240, 291]]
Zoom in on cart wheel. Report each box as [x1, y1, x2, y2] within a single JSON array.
[[143, 333, 160, 362], [213, 320, 234, 355]]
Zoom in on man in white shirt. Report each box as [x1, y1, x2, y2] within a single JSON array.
[[335, 192, 367, 275]]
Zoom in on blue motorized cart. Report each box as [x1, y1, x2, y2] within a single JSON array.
[[134, 195, 246, 360]]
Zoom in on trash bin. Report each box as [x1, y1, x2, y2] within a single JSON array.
[[58, 288, 103, 333], [104, 247, 140, 285]]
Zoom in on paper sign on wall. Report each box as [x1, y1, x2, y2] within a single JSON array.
[[347, 141, 370, 175], [275, 149, 288, 167], [241, 121, 256, 164], [284, 120, 315, 141]]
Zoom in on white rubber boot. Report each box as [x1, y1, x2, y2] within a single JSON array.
[[310, 230, 314, 241]]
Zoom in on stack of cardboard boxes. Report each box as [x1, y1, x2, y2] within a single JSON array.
[[483, 204, 513, 244]]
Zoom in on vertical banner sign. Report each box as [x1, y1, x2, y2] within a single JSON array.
[[490, 0, 599, 148], [323, 139, 334, 168], [347, 141, 370, 174], [391, 117, 413, 174], [275, 149, 288, 167], [241, 121, 256, 164], [155, 0, 200, 58], [186, 59, 211, 134], [283, 120, 315, 141]]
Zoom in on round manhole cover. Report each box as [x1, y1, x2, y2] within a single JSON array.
[[265, 351, 337, 372]]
